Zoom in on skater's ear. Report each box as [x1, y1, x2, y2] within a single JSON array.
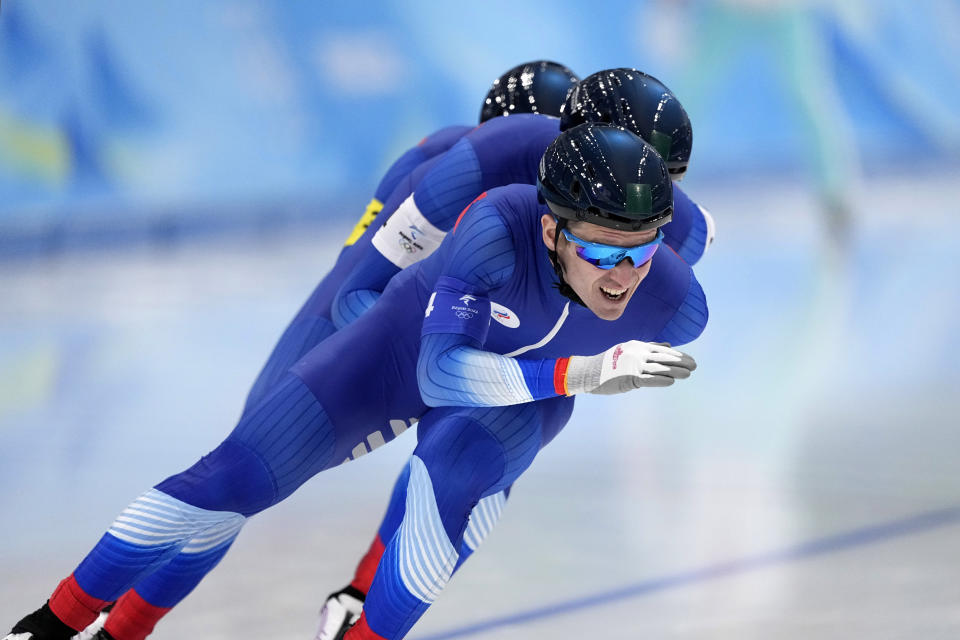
[[541, 214, 558, 251]]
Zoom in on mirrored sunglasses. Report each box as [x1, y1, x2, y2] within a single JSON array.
[[559, 227, 664, 270]]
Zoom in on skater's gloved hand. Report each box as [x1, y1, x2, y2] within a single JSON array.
[[563, 341, 696, 395]]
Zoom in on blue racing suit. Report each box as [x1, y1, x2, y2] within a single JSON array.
[[53, 184, 707, 640]]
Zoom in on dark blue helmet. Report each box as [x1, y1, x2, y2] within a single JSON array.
[[479, 61, 580, 123], [561, 68, 692, 179], [538, 123, 673, 232]]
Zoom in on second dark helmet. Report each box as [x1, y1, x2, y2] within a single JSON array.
[[561, 68, 692, 179]]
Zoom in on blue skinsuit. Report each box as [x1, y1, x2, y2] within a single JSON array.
[[327, 113, 713, 603], [67, 184, 707, 640]]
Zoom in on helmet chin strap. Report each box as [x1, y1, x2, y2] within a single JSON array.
[[548, 218, 587, 308]]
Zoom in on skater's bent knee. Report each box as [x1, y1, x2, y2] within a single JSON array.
[[155, 440, 278, 516]]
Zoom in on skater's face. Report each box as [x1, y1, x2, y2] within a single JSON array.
[[541, 215, 659, 321]]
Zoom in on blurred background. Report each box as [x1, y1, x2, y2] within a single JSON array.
[[1, 1, 959, 638]]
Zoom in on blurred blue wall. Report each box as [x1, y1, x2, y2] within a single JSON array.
[[1, 0, 958, 254]]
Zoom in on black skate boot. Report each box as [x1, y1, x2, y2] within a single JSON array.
[[315, 585, 365, 640], [5, 603, 78, 640]]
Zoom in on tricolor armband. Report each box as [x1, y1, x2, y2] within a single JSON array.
[[372, 194, 447, 269], [422, 276, 492, 345], [552, 357, 571, 396]]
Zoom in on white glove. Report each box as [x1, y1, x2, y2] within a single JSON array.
[[316, 585, 364, 640], [564, 341, 697, 395]]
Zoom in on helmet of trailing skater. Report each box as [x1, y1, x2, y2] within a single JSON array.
[[479, 60, 580, 123]]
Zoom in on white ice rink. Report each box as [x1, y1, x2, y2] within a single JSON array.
[[1, 173, 959, 639]]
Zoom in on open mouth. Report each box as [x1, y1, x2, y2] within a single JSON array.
[[600, 285, 627, 301]]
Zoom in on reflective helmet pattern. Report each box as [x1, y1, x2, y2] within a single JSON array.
[[538, 123, 673, 232], [561, 68, 692, 179], [479, 60, 580, 123]]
